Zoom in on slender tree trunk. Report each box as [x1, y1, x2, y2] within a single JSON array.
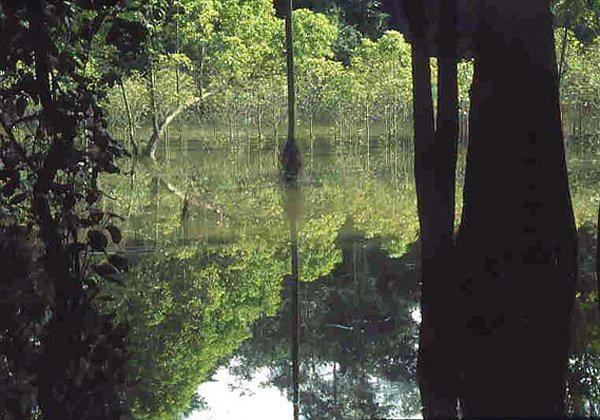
[[257, 104, 263, 145], [457, 1, 577, 416], [281, 6, 302, 420], [119, 78, 139, 155], [309, 117, 314, 157], [245, 112, 251, 145], [558, 28, 569, 88], [577, 104, 583, 136], [286, 8, 296, 148], [149, 61, 160, 147], [236, 118, 240, 151], [198, 44, 205, 98], [272, 105, 278, 143], [365, 103, 371, 170], [387, 101, 391, 140], [333, 362, 338, 416]]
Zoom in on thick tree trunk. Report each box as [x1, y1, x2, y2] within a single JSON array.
[[457, 1, 577, 417]]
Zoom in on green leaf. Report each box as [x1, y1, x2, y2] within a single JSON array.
[[108, 253, 128, 272], [87, 230, 108, 251], [9, 192, 28, 205], [106, 225, 122, 244]]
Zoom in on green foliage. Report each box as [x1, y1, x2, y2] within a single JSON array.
[[554, 0, 600, 44], [295, 0, 388, 39], [292, 9, 338, 60], [557, 30, 600, 140], [104, 72, 149, 133], [0, 1, 144, 418], [93, 122, 600, 418], [153, 54, 198, 120], [101, 2, 596, 154], [103, 4, 420, 149], [4, 1, 600, 418], [103, 244, 286, 418]]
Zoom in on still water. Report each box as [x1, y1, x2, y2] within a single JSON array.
[[100, 126, 600, 419]]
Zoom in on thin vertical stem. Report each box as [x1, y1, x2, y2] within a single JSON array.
[[290, 207, 300, 420], [286, 1, 296, 148], [283, 2, 300, 419]]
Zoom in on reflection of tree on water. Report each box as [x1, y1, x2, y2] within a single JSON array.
[[96, 139, 599, 418], [566, 224, 600, 417], [230, 217, 421, 418]]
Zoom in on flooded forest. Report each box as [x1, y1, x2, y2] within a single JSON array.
[[1, 0, 599, 419]]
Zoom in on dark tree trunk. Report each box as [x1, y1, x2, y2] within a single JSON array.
[[404, 8, 448, 415], [413, 0, 460, 417], [456, 1, 577, 416]]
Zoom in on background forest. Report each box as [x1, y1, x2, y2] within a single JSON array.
[[102, 0, 600, 157], [0, 0, 599, 419]]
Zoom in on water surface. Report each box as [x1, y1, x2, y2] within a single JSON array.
[[101, 126, 600, 418]]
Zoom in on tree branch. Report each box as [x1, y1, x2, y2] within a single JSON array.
[[142, 92, 212, 158]]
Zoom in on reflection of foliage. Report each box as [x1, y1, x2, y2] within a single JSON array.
[[566, 223, 600, 417], [231, 222, 421, 419], [568, 150, 600, 225], [96, 130, 599, 418], [102, 243, 286, 419], [99, 139, 424, 418]]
